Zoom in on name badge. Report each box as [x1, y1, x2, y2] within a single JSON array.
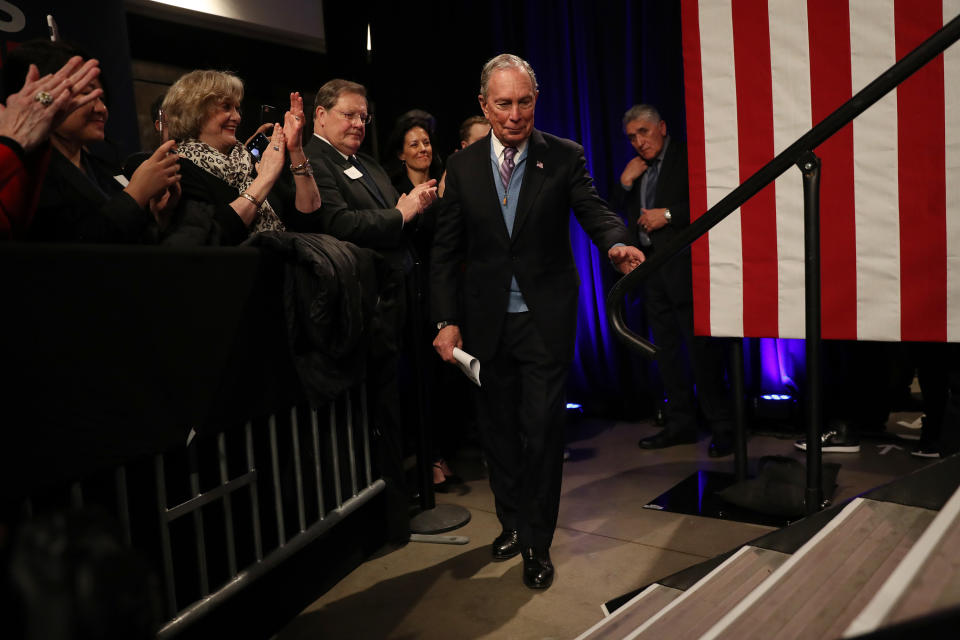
[[344, 166, 363, 180]]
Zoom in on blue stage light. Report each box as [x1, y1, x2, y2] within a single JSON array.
[[761, 393, 793, 401]]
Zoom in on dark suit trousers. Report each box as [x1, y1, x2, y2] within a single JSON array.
[[477, 312, 568, 552], [645, 255, 732, 437], [941, 343, 960, 457]]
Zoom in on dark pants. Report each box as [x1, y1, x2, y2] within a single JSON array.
[[645, 252, 732, 437], [940, 343, 960, 457], [477, 312, 568, 553], [910, 342, 949, 447]]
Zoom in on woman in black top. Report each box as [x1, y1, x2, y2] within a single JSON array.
[[4, 40, 180, 243], [387, 111, 464, 490]]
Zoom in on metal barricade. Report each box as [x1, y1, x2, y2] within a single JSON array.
[[16, 382, 381, 638]]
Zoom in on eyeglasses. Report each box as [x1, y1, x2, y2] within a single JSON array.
[[332, 109, 373, 125]]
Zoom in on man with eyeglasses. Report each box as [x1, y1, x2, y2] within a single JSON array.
[[305, 79, 438, 546], [612, 104, 734, 458], [306, 78, 436, 260], [431, 54, 643, 590]]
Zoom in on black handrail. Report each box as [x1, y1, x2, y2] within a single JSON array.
[[607, 13, 960, 354]]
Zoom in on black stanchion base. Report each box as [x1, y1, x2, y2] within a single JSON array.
[[643, 470, 793, 528], [409, 504, 472, 534]]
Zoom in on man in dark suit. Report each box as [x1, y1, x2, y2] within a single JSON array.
[[612, 104, 734, 457], [305, 79, 437, 544], [431, 54, 643, 589], [305, 79, 436, 268]]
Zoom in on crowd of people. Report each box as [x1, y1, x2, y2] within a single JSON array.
[[3, 38, 958, 601]]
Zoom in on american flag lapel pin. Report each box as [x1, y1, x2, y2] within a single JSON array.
[[536, 161, 544, 169]]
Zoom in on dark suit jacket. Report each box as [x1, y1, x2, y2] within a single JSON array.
[[610, 139, 690, 250], [29, 148, 154, 243], [430, 129, 631, 363], [305, 136, 410, 271]]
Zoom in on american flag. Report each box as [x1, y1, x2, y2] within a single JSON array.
[[681, 0, 960, 342]]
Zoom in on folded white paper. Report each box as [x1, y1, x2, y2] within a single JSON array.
[[452, 347, 481, 387]]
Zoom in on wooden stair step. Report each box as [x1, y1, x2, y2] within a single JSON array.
[[575, 584, 684, 640], [845, 485, 960, 636], [578, 546, 790, 640], [701, 498, 936, 640]]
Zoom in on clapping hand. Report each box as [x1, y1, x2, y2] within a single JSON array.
[[0, 56, 102, 153], [256, 123, 286, 181], [412, 179, 438, 211], [126, 140, 181, 209], [396, 179, 438, 223], [284, 92, 306, 153]]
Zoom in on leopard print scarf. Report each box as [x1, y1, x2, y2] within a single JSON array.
[[178, 139, 284, 233]]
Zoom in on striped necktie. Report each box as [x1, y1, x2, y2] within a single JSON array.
[[499, 146, 517, 189]]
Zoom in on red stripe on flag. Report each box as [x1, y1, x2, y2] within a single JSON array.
[[895, 0, 947, 341], [731, 0, 779, 337], [681, 0, 712, 336], [808, 0, 857, 339]]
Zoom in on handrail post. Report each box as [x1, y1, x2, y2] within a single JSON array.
[[798, 151, 823, 515], [730, 339, 747, 482]]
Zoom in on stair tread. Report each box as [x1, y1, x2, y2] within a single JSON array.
[[627, 546, 790, 640], [887, 518, 960, 624], [845, 484, 960, 635], [578, 584, 684, 640], [707, 499, 936, 640]]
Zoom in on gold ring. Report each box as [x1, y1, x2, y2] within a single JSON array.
[[34, 90, 54, 106]]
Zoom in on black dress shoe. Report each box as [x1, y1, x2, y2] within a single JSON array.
[[638, 430, 698, 450], [521, 547, 554, 589], [491, 529, 520, 560], [708, 433, 735, 458]]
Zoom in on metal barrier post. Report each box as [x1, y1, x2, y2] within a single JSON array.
[[217, 432, 239, 577], [730, 339, 748, 482], [799, 151, 824, 514], [310, 409, 326, 519]]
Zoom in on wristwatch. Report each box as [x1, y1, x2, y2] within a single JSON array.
[[664, 208, 672, 223], [436, 320, 453, 331]]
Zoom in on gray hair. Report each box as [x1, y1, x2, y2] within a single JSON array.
[[479, 54, 538, 99], [622, 104, 662, 131]]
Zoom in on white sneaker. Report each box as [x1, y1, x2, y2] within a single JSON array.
[[794, 429, 860, 453]]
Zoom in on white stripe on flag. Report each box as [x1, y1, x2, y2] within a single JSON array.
[[946, 0, 960, 341], [769, 1, 811, 339], [699, 0, 743, 337], [851, 0, 901, 340]]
